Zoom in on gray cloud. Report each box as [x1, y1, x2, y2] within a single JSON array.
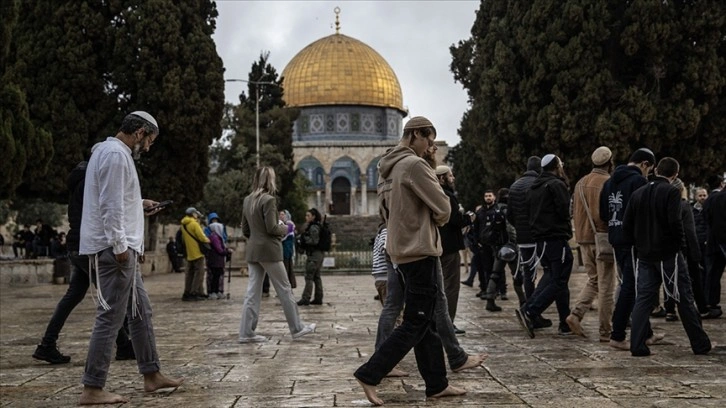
[[213, 0, 479, 146]]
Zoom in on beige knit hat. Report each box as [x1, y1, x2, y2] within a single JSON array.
[[404, 116, 436, 133], [435, 165, 451, 176]]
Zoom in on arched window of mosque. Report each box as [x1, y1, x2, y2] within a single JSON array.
[[331, 156, 361, 188], [297, 156, 325, 189]]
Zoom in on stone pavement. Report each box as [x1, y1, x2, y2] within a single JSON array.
[[1, 268, 724, 407]]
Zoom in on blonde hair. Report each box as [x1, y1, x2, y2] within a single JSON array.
[[251, 166, 277, 197]]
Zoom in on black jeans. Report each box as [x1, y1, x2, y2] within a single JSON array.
[[631, 255, 711, 356], [610, 247, 637, 341], [705, 243, 726, 307], [525, 239, 572, 324], [41, 253, 131, 349], [355, 256, 448, 396]]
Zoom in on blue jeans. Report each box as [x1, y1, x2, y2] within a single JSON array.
[[630, 255, 711, 356], [356, 257, 448, 396], [524, 239, 572, 325], [375, 258, 467, 371]]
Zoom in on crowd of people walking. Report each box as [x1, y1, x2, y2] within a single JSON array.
[[24, 111, 724, 406]]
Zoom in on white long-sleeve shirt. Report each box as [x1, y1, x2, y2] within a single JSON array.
[[80, 137, 145, 255]]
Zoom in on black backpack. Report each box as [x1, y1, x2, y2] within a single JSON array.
[[317, 216, 332, 252], [175, 229, 186, 257]]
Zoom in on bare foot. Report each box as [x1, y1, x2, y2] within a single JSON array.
[[452, 353, 488, 372], [356, 378, 384, 406], [429, 385, 466, 399], [143, 371, 184, 392], [79, 386, 129, 405], [385, 367, 409, 377]]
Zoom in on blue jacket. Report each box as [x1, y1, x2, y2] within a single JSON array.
[[599, 164, 647, 248]]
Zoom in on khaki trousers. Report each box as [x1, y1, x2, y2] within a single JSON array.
[[572, 243, 616, 337]]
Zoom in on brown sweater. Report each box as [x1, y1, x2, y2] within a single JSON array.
[[377, 146, 450, 264], [573, 168, 610, 244]]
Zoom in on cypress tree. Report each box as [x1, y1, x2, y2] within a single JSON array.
[[451, 0, 725, 189]]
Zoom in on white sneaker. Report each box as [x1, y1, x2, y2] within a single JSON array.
[[239, 335, 267, 343], [208, 293, 218, 300], [292, 323, 317, 340]]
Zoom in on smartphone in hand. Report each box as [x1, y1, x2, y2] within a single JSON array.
[[144, 200, 173, 213]]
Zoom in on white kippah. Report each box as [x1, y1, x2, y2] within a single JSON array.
[[130, 111, 158, 128], [541, 154, 556, 168]]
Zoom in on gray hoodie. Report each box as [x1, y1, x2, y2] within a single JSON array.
[[377, 145, 450, 264]]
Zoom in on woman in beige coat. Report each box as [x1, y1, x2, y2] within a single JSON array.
[[239, 166, 316, 343]]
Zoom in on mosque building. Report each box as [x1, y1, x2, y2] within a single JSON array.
[[281, 9, 448, 216]]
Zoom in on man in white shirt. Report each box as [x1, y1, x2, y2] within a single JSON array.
[[79, 111, 182, 405]]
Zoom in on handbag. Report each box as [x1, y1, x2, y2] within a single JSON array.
[[183, 224, 211, 256], [578, 185, 614, 260]]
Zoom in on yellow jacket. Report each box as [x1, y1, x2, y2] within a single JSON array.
[[181, 216, 210, 261]]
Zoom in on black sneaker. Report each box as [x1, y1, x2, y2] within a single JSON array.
[[453, 326, 466, 335], [115, 344, 136, 361], [297, 299, 310, 306], [533, 315, 553, 329], [515, 308, 535, 338], [310, 299, 323, 305], [33, 344, 71, 364], [665, 313, 679, 322], [558, 323, 573, 336]]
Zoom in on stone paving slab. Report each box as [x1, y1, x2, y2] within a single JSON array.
[[0, 268, 724, 407]]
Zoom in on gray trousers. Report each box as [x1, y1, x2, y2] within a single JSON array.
[[82, 248, 160, 388], [239, 261, 305, 338], [375, 257, 467, 371]]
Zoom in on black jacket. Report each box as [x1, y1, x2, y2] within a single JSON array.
[[623, 176, 684, 262], [703, 189, 726, 248], [529, 172, 572, 241], [65, 161, 88, 252], [438, 186, 466, 255], [599, 164, 647, 248], [681, 200, 701, 262], [692, 204, 708, 246], [508, 170, 539, 244]]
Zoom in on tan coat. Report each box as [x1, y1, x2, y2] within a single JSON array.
[[573, 168, 610, 244], [241, 193, 287, 262], [377, 145, 450, 264]]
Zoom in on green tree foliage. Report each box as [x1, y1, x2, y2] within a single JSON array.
[[107, 0, 225, 217], [447, 113, 488, 211], [212, 52, 307, 223], [8, 1, 113, 201], [3, 0, 224, 211], [0, 0, 53, 200], [451, 0, 726, 189]]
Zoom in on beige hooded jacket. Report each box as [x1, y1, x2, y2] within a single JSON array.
[[377, 145, 450, 264]]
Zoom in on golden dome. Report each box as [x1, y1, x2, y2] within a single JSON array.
[[282, 33, 404, 112]]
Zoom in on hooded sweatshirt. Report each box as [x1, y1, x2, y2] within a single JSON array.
[[528, 171, 572, 241], [598, 164, 647, 248], [181, 215, 210, 261], [377, 145, 450, 264]]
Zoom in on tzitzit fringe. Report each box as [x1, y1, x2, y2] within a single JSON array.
[[515, 243, 536, 281], [661, 254, 680, 304], [88, 254, 110, 311]]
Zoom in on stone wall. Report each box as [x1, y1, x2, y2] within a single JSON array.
[[326, 215, 380, 249]]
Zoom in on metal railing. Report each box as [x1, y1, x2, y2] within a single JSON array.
[[293, 248, 373, 271]]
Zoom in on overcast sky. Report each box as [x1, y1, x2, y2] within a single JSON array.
[[212, 0, 480, 146]]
